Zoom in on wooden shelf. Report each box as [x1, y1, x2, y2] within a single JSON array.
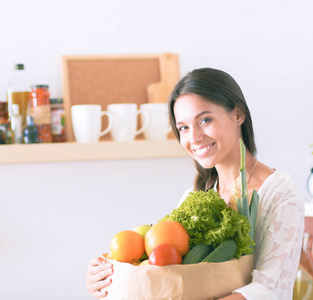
[[0, 139, 188, 164]]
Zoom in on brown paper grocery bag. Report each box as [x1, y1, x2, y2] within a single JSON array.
[[102, 255, 254, 300]]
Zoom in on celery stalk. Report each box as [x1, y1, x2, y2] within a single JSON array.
[[249, 190, 259, 243], [236, 138, 259, 253]]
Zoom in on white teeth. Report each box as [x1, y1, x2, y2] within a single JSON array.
[[194, 143, 214, 156], [195, 147, 208, 155]]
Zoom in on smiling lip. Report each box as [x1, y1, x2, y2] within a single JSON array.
[[193, 143, 215, 157]]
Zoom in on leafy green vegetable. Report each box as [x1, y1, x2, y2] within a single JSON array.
[[160, 190, 254, 258]]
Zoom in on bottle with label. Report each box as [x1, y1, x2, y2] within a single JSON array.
[[0, 101, 8, 120], [11, 104, 23, 144], [29, 85, 52, 143], [50, 98, 66, 142], [6, 64, 31, 128], [0, 101, 13, 144], [23, 116, 38, 144]]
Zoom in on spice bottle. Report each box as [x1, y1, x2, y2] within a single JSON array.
[[50, 98, 66, 142], [23, 116, 38, 144], [11, 104, 23, 144], [29, 85, 52, 143], [0, 101, 13, 144], [0, 101, 8, 120], [6, 64, 31, 128]]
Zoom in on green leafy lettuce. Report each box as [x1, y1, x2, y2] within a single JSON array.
[[160, 190, 254, 258]]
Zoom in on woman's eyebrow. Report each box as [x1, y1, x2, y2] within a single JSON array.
[[176, 111, 213, 126], [195, 111, 213, 118]]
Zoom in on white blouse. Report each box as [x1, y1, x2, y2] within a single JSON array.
[[178, 170, 304, 300]]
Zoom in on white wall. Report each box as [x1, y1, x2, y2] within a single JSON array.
[[0, 0, 312, 299], [0, 158, 195, 299]]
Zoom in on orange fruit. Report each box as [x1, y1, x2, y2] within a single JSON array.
[[110, 230, 144, 263], [144, 221, 190, 257]]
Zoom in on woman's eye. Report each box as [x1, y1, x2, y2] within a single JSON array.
[[200, 117, 212, 125], [177, 125, 188, 132]]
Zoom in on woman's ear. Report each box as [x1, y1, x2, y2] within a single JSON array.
[[234, 106, 245, 124]]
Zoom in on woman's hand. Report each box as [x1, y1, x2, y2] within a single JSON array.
[[86, 256, 114, 298]]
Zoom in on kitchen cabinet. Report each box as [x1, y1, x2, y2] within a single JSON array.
[[0, 139, 187, 164]]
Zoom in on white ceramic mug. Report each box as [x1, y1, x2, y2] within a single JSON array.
[[140, 103, 171, 140], [71, 104, 113, 143], [107, 103, 149, 142]]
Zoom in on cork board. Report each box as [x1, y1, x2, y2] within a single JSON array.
[[62, 53, 180, 142]]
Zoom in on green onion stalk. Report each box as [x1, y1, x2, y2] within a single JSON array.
[[236, 138, 259, 254]]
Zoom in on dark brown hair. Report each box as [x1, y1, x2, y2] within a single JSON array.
[[168, 68, 256, 191]]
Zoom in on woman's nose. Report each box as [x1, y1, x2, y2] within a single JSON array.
[[190, 126, 205, 144]]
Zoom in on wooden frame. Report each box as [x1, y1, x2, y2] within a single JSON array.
[[62, 53, 180, 142]]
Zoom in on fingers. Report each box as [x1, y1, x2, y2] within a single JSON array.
[[94, 277, 112, 291], [86, 257, 114, 298], [88, 256, 105, 269], [93, 267, 113, 283], [87, 257, 112, 276], [87, 277, 112, 298], [87, 257, 109, 273], [88, 261, 113, 276], [93, 290, 108, 298]]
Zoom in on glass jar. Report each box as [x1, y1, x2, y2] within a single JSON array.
[[0, 101, 8, 121], [23, 116, 38, 144], [50, 98, 66, 142], [29, 85, 52, 143]]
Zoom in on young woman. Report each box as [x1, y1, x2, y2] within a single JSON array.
[[86, 68, 304, 300]]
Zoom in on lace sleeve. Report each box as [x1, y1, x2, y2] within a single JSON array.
[[234, 170, 305, 300]]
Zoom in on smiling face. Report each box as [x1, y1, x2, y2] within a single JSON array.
[[174, 94, 244, 169]]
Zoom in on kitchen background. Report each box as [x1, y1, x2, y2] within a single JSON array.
[[0, 0, 312, 299]]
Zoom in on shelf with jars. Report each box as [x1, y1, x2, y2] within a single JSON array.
[[1, 91, 187, 164], [0, 58, 188, 164]]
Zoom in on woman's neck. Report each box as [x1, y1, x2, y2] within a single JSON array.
[[216, 152, 257, 202]]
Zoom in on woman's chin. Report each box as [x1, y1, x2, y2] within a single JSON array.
[[195, 158, 215, 169]]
